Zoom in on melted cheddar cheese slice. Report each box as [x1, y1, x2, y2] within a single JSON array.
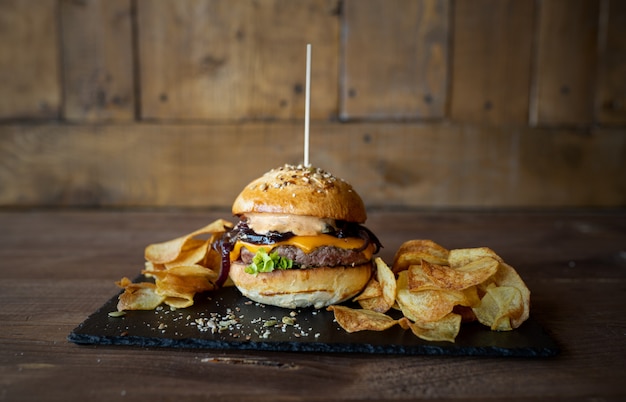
[[231, 234, 374, 262]]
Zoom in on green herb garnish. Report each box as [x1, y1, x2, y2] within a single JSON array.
[[245, 248, 294, 274]]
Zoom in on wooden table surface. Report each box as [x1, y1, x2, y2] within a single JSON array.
[[1, 209, 625, 401]]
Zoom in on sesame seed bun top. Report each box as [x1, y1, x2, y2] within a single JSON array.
[[231, 164, 367, 223]]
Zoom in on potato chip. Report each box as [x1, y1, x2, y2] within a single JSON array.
[[472, 285, 524, 331], [448, 247, 503, 269], [144, 235, 195, 265], [327, 305, 399, 333], [144, 219, 232, 264], [405, 264, 431, 289], [353, 277, 382, 301], [115, 277, 165, 311], [126, 219, 233, 309], [392, 239, 449, 273], [375, 257, 397, 309], [356, 290, 389, 312], [143, 260, 165, 275], [358, 297, 389, 313], [462, 285, 481, 307], [408, 257, 499, 292], [163, 239, 210, 269], [150, 264, 217, 287], [400, 313, 462, 343], [484, 262, 530, 328], [330, 240, 530, 343], [396, 271, 471, 323], [203, 247, 223, 272], [397, 317, 411, 330], [356, 258, 396, 313], [146, 264, 219, 309]]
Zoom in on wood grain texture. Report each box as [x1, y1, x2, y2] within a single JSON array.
[[0, 122, 624, 208], [137, 0, 340, 121], [0, 0, 60, 119], [1, 210, 625, 400], [0, 1, 624, 212], [450, 0, 535, 124], [60, 0, 135, 121], [595, 0, 626, 125], [341, 0, 449, 120], [531, 0, 599, 127]]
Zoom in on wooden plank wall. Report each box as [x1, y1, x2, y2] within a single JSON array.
[[0, 0, 624, 209]]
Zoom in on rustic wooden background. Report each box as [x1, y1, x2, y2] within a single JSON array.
[[0, 0, 624, 209]]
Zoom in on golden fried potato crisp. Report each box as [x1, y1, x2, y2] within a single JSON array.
[[115, 277, 164, 311], [144, 219, 232, 264], [330, 239, 531, 343], [355, 258, 396, 313], [408, 257, 499, 292], [146, 264, 219, 308], [327, 305, 400, 333], [400, 313, 462, 343], [353, 277, 383, 301], [116, 219, 232, 311], [473, 285, 524, 331], [448, 247, 503, 269], [392, 239, 449, 273], [477, 262, 530, 328], [397, 271, 472, 323]]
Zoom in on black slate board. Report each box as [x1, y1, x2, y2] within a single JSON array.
[[69, 278, 560, 357]]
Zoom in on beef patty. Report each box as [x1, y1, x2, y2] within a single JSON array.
[[240, 245, 371, 268]]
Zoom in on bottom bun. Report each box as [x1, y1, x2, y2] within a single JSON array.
[[229, 261, 373, 309]]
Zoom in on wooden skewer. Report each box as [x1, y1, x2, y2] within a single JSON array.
[[304, 44, 311, 168]]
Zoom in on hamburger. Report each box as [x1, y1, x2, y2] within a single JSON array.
[[218, 164, 382, 309]]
